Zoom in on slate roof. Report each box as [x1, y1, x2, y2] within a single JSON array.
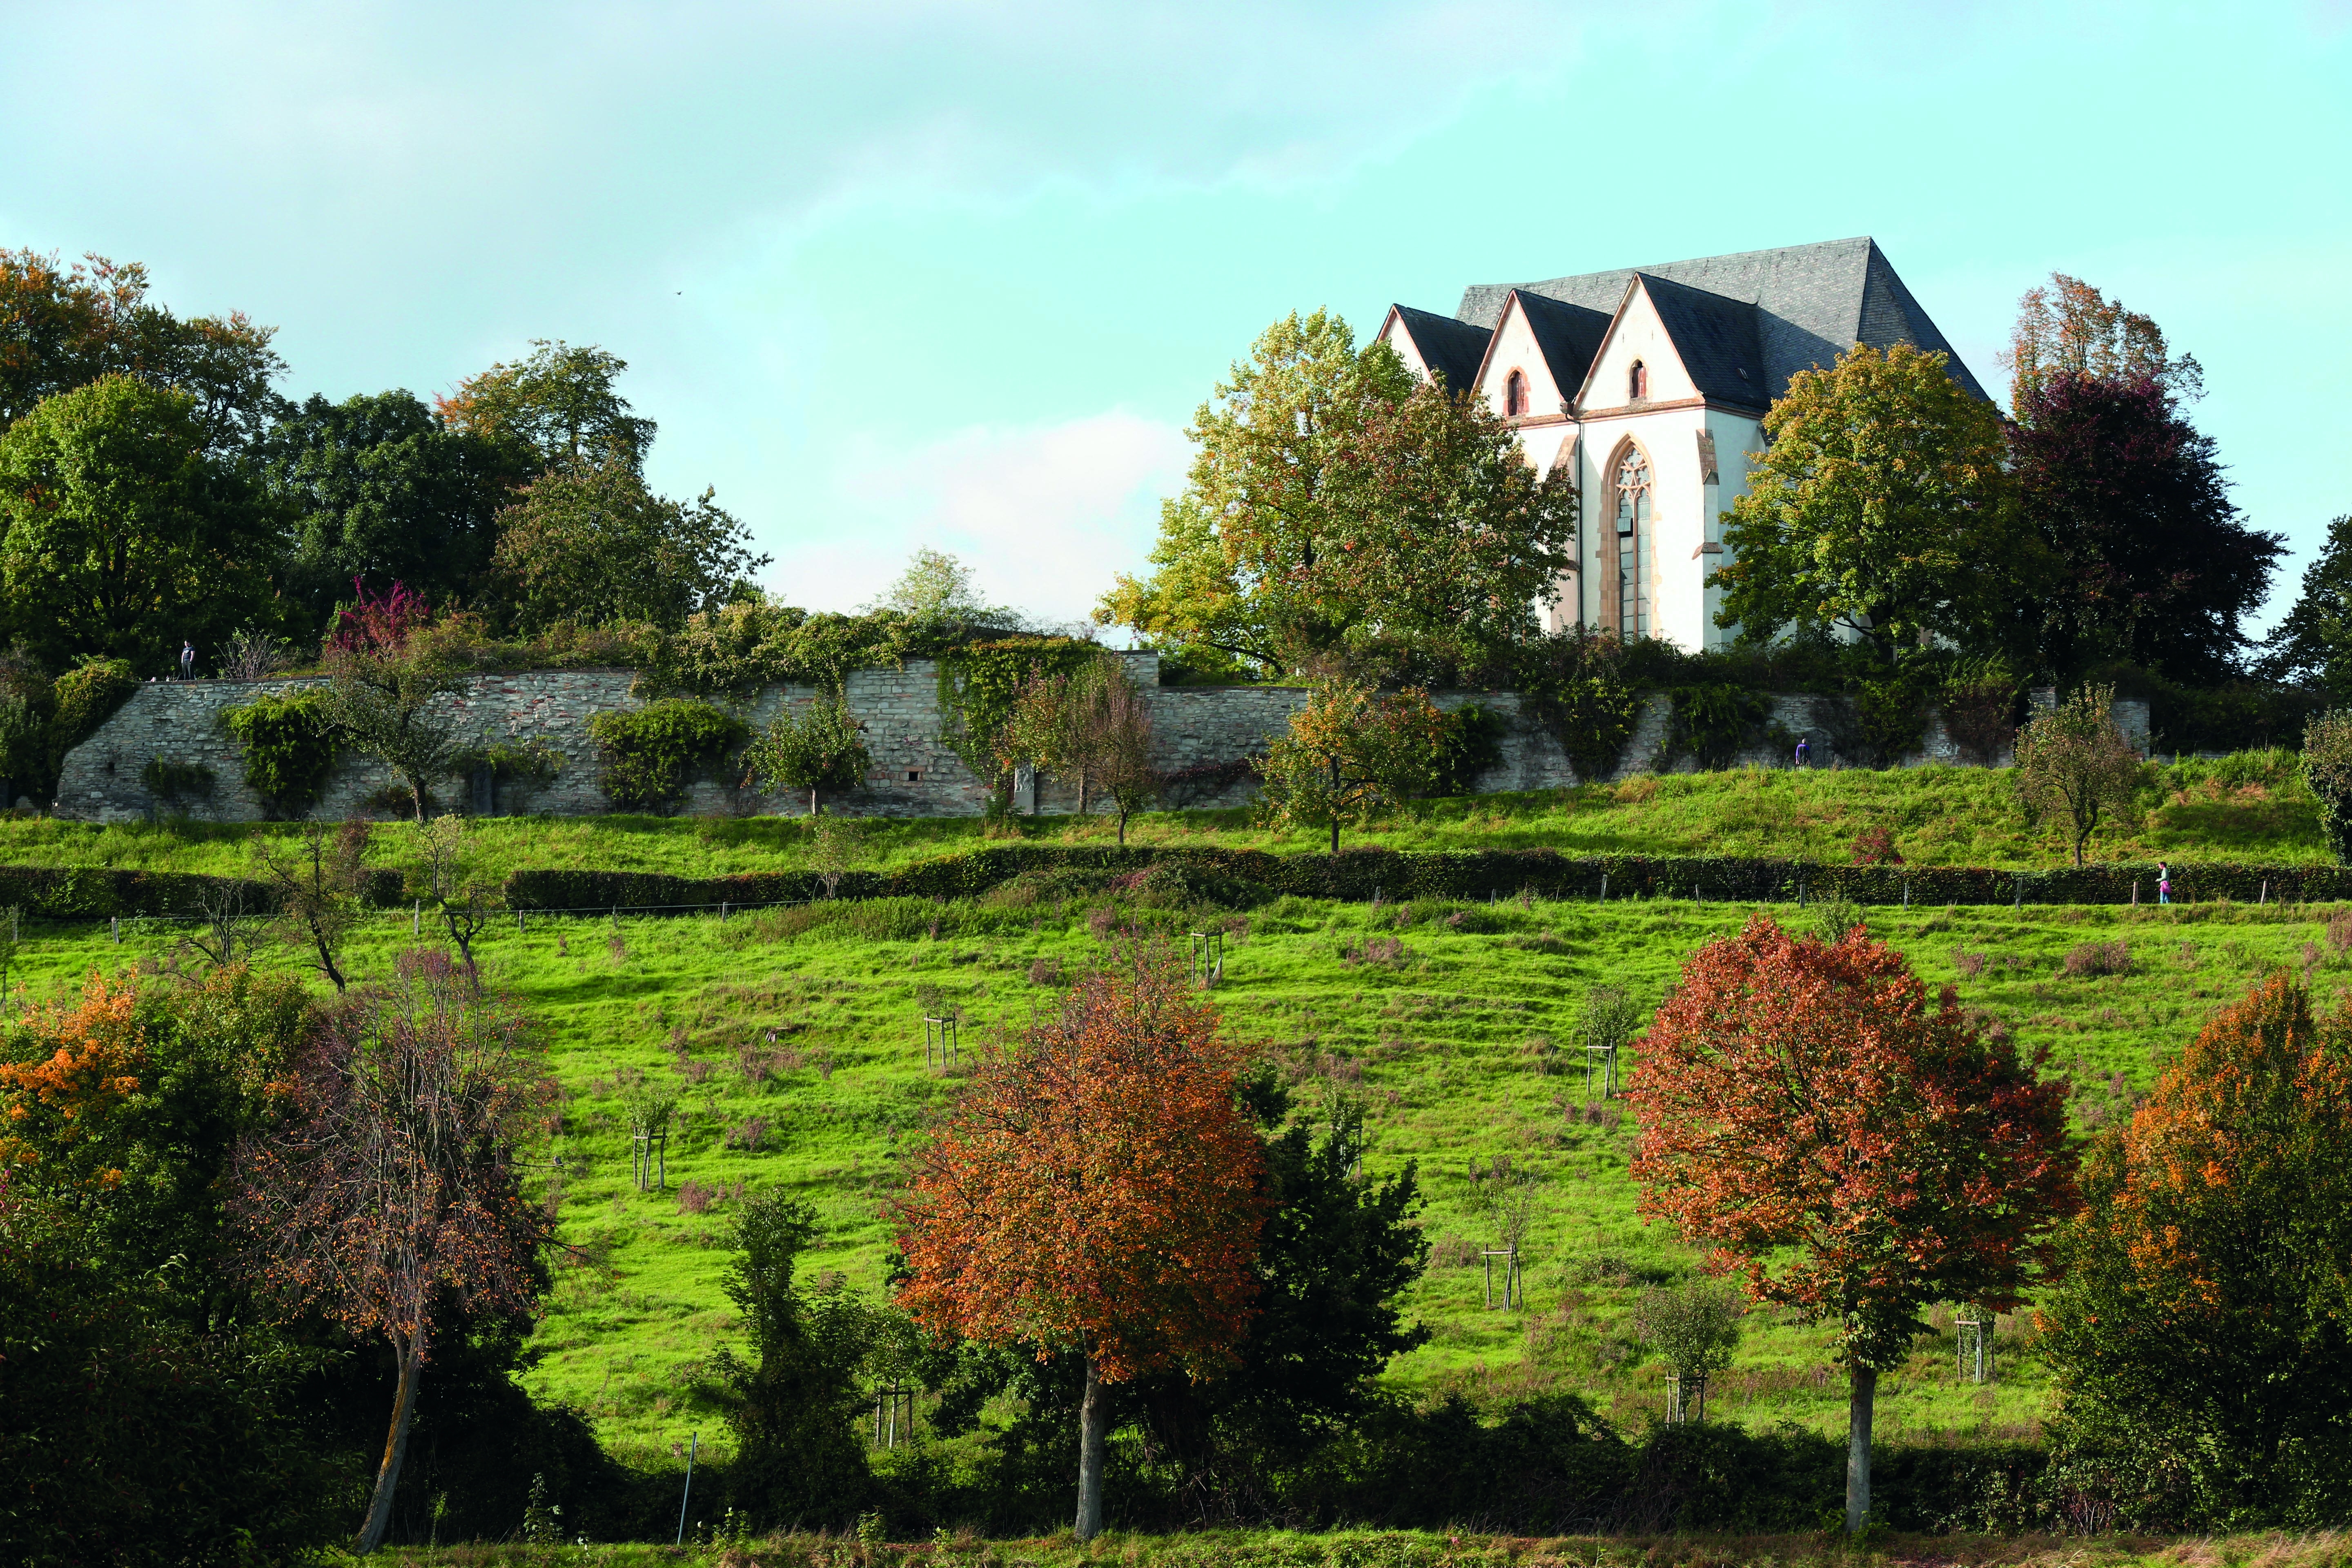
[[1451, 236, 1989, 404], [1387, 305, 1492, 394], [1509, 291, 1614, 401], [1635, 272, 1768, 410]]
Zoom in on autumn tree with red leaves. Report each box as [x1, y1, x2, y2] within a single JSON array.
[[1631, 915, 2078, 1533], [232, 950, 553, 1556], [895, 946, 1267, 1540]]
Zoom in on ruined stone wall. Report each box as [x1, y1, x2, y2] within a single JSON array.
[[53, 658, 2137, 824]]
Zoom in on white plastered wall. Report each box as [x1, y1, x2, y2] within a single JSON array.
[[1473, 296, 1572, 419], [1375, 313, 1430, 381]]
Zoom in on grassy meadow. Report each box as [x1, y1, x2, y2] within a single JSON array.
[[17, 869, 2345, 1470], [0, 748, 2325, 884]]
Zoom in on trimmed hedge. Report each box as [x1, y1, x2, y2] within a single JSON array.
[[0, 865, 405, 920], [503, 844, 2352, 915]]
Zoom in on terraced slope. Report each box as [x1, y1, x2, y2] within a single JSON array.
[[17, 883, 2338, 1465]]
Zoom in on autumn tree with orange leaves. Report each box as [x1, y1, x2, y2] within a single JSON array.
[[2040, 975, 2352, 1523], [232, 950, 553, 1557], [1631, 915, 2078, 1534], [895, 945, 1267, 1541]]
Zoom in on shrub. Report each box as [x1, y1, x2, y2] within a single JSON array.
[[1850, 824, 1902, 866], [1665, 683, 1771, 770], [1853, 676, 1929, 766], [1521, 629, 1641, 783], [47, 657, 135, 779], [138, 755, 216, 806], [1941, 659, 2020, 765], [587, 698, 748, 811], [2303, 710, 2352, 865], [2062, 939, 2132, 978], [223, 688, 339, 817], [1430, 703, 1507, 796]]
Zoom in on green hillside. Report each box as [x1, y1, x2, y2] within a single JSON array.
[[0, 748, 2322, 886], [16, 871, 2341, 1469]]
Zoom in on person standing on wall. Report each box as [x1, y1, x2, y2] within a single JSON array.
[[179, 641, 195, 680]]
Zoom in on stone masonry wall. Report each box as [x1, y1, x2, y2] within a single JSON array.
[[53, 657, 2144, 824]]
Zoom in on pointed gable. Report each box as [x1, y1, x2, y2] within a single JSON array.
[[1575, 276, 1699, 412], [1469, 289, 1612, 420], [1377, 305, 1492, 394]]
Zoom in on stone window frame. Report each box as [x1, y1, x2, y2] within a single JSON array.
[[1503, 368, 1530, 417], [1605, 436, 1655, 641]]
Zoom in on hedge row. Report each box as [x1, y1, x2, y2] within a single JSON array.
[[503, 844, 2352, 914], [0, 865, 405, 920]]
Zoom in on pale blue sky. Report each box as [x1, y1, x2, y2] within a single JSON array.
[[2, 1, 2347, 630]]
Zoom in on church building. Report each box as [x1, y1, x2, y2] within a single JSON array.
[[1375, 236, 1989, 653]]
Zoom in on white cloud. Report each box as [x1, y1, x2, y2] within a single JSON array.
[[778, 411, 1191, 626]]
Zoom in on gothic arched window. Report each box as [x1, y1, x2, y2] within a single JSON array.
[[1504, 370, 1529, 417], [1628, 360, 1648, 401], [1613, 446, 1652, 639]]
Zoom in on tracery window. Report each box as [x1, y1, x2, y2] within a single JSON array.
[[1504, 370, 1529, 416], [1613, 447, 1652, 639], [1628, 360, 1648, 401]]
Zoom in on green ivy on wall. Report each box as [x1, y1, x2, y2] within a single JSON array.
[[223, 689, 339, 818], [935, 636, 1105, 783], [587, 698, 748, 811]]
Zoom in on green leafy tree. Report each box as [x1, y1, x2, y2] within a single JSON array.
[[435, 339, 653, 474], [2013, 684, 2144, 866], [1256, 677, 1445, 855], [260, 390, 531, 636], [742, 693, 872, 815], [1632, 1280, 1744, 1421], [0, 247, 289, 452], [0, 375, 280, 673], [2302, 709, 2352, 866], [864, 546, 1020, 629], [1099, 310, 1573, 680], [489, 458, 768, 632], [712, 1194, 878, 1530], [2262, 512, 2352, 704], [2040, 975, 2352, 1524], [1715, 343, 2028, 660]]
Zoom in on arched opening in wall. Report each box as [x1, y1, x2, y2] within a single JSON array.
[[1610, 441, 1653, 640], [1628, 360, 1648, 401], [1504, 369, 1529, 417]]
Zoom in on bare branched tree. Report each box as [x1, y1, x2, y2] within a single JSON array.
[[181, 880, 266, 972], [253, 819, 374, 992], [414, 815, 501, 976], [230, 951, 554, 1556]]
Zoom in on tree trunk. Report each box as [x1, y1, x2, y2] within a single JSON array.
[[1329, 759, 1341, 857], [1074, 1356, 1107, 1541], [810, 785, 820, 817], [356, 1333, 426, 1554], [1845, 1362, 1876, 1534], [1116, 808, 1128, 848]]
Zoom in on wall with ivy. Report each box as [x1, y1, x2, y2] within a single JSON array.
[[53, 656, 2149, 825]]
